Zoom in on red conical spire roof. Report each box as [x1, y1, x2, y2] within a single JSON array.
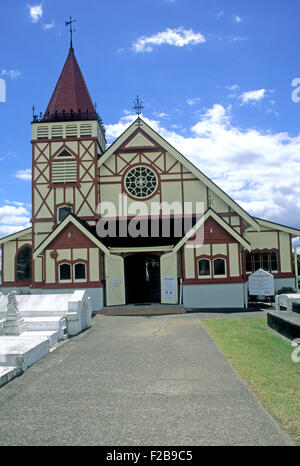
[[44, 47, 96, 118]]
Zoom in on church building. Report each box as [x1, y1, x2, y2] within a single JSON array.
[[0, 44, 299, 310]]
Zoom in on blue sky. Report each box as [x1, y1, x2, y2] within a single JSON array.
[[1, 0, 300, 236]]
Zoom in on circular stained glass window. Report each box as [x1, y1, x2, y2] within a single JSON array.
[[125, 166, 158, 198]]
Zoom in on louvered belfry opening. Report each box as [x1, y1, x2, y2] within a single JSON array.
[[52, 159, 78, 184]]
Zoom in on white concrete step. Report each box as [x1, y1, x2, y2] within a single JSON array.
[[23, 330, 60, 347], [0, 365, 21, 387], [24, 316, 67, 340], [19, 309, 67, 318], [0, 335, 50, 371]]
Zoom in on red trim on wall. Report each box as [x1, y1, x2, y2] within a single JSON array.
[[31, 136, 99, 144], [36, 282, 103, 289], [121, 251, 163, 259], [1, 281, 32, 287], [182, 277, 245, 285]]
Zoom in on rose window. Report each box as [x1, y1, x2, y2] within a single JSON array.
[[125, 166, 158, 198]]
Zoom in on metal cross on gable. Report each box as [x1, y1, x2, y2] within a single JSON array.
[[133, 95, 144, 127], [65, 16, 76, 48], [133, 95, 144, 115]]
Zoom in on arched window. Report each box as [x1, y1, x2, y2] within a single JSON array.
[[59, 263, 71, 281], [58, 205, 72, 222], [213, 258, 226, 276], [198, 259, 211, 277], [74, 263, 86, 280], [16, 246, 32, 281]]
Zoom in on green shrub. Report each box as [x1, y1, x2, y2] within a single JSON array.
[[277, 287, 296, 295]]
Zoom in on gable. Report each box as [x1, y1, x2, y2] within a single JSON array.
[[47, 223, 96, 250], [99, 119, 259, 231], [121, 129, 158, 150], [174, 209, 251, 252], [0, 227, 32, 245], [33, 215, 110, 259], [254, 217, 300, 236], [52, 141, 78, 159], [202, 218, 238, 244]]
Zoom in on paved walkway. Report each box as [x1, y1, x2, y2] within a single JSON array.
[[0, 313, 293, 446]]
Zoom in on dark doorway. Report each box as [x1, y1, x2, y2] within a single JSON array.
[[124, 254, 161, 304]]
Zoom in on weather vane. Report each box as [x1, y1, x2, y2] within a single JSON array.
[[65, 16, 76, 48]]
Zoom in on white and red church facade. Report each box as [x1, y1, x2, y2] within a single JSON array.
[[1, 46, 299, 310]]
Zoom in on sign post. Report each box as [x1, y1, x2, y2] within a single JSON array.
[[248, 268, 275, 296], [162, 276, 177, 302]]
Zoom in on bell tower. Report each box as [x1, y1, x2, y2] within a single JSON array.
[[31, 45, 106, 286]]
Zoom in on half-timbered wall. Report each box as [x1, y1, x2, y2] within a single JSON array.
[[98, 128, 244, 224], [31, 120, 102, 254]]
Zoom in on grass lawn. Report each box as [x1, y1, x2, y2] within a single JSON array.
[[200, 317, 300, 444]]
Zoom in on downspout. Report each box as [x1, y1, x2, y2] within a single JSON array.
[[294, 239, 300, 292]]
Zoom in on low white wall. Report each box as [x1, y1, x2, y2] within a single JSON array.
[[183, 283, 246, 309], [0, 287, 104, 312], [30, 288, 104, 312]]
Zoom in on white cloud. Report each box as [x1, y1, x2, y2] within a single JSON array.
[[226, 84, 239, 91], [153, 112, 169, 118], [216, 11, 224, 20], [132, 27, 206, 53], [4, 200, 24, 207], [186, 97, 201, 106], [27, 4, 43, 23], [42, 20, 55, 30], [106, 105, 300, 228], [234, 15, 242, 23], [0, 205, 31, 237], [14, 169, 32, 181], [1, 69, 21, 80], [106, 115, 137, 143], [230, 36, 247, 42], [241, 89, 267, 104], [0, 206, 29, 218]]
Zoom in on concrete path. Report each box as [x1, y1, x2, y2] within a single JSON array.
[[0, 313, 293, 446]]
